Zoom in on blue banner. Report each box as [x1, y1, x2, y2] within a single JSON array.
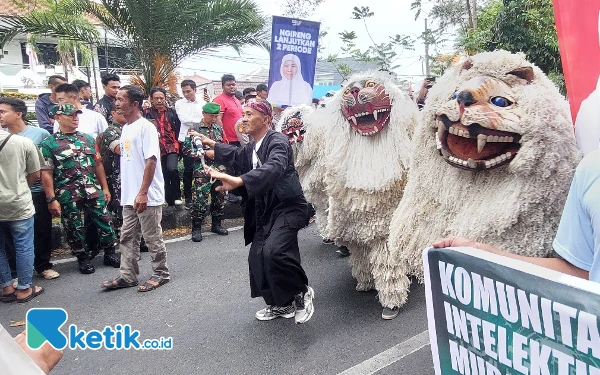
[[267, 16, 320, 108]]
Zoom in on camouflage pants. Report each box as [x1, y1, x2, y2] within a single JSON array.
[[191, 175, 225, 222], [60, 196, 116, 257]]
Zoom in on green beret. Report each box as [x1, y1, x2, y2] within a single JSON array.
[[202, 102, 221, 114], [51, 104, 82, 116]]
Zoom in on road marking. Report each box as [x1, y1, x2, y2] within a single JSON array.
[[337, 330, 430, 375], [52, 225, 245, 265]]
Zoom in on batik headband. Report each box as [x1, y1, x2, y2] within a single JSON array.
[[244, 99, 273, 118]]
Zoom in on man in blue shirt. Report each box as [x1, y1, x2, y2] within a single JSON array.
[[34, 75, 66, 134], [433, 150, 600, 281], [0, 98, 59, 280]]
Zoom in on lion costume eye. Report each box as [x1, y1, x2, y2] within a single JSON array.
[[343, 87, 351, 96], [490, 96, 513, 107], [365, 80, 377, 88]]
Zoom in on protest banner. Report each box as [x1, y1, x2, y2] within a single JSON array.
[[424, 247, 600, 375], [267, 16, 320, 108]]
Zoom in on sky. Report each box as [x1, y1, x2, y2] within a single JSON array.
[[178, 0, 457, 83]]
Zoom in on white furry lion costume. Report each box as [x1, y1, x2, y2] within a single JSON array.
[[276, 104, 331, 238], [375, 50, 581, 311], [319, 71, 417, 291]]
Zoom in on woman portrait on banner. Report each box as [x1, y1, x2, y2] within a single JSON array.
[[268, 54, 314, 107]]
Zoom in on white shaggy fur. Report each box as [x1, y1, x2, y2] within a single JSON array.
[[317, 71, 417, 291], [375, 51, 582, 309], [298, 106, 331, 238]]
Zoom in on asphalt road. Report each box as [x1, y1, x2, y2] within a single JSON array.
[[1, 224, 435, 375]]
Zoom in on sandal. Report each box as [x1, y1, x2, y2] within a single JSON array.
[[102, 278, 138, 290], [17, 286, 44, 303], [138, 275, 169, 292], [0, 292, 16, 303]]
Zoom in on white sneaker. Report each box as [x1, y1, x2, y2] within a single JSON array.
[[174, 200, 184, 206], [39, 269, 60, 280], [294, 286, 315, 324], [255, 305, 295, 321]]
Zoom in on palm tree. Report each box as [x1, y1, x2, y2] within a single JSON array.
[[0, 0, 99, 80], [81, 0, 267, 94], [1, 0, 267, 94]]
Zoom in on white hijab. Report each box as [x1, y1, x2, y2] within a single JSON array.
[[268, 54, 313, 107]]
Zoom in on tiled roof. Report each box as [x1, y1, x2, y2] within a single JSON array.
[[212, 80, 265, 96], [0, 0, 34, 16], [0, 0, 102, 24], [181, 74, 212, 86]]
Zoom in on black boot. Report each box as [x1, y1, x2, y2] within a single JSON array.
[[103, 248, 121, 268], [77, 253, 95, 274], [191, 218, 203, 242], [211, 218, 228, 236]]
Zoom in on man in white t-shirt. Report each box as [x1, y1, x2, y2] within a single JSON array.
[[175, 79, 206, 207], [433, 149, 600, 282], [102, 85, 170, 292]]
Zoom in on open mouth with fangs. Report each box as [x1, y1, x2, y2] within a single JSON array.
[[343, 107, 391, 136], [435, 115, 522, 170], [282, 126, 305, 145]]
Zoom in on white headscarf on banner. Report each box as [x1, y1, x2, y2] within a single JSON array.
[[268, 54, 313, 107]]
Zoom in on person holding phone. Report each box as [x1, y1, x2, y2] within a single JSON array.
[[416, 77, 436, 110]]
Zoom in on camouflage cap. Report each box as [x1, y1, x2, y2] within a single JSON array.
[[51, 104, 83, 116]]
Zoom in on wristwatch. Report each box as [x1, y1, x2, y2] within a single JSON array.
[[46, 196, 57, 204]]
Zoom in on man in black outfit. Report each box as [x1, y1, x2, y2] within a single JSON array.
[[200, 99, 315, 324]]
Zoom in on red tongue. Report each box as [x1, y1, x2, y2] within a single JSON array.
[[447, 134, 507, 160]]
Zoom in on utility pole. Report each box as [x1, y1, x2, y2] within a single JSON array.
[[104, 28, 109, 74], [91, 43, 99, 100], [424, 18, 430, 77]]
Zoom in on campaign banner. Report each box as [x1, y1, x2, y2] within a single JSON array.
[[267, 16, 320, 108], [424, 247, 600, 375], [552, 1, 600, 143]]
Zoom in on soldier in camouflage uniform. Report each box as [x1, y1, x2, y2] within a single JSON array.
[[40, 104, 120, 274], [183, 102, 229, 242]]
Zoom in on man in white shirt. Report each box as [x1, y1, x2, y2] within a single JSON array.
[[175, 79, 206, 207], [102, 85, 170, 292], [53, 84, 108, 139]]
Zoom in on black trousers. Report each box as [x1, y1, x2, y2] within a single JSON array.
[[161, 153, 181, 206], [248, 215, 308, 307], [5, 191, 53, 276]]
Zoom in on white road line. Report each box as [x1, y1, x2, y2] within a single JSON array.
[[337, 330, 430, 375], [52, 225, 245, 265]]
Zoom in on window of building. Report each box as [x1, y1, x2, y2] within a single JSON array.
[[97, 46, 137, 70]]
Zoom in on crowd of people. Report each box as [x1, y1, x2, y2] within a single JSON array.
[[0, 72, 315, 327]]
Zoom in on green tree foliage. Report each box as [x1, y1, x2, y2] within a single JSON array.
[[458, 0, 564, 93], [0, 0, 98, 80], [81, 0, 267, 95], [281, 0, 325, 19], [1, 0, 268, 95], [324, 6, 415, 81]]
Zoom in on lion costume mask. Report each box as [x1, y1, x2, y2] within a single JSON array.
[[373, 51, 581, 312], [317, 71, 417, 292]]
